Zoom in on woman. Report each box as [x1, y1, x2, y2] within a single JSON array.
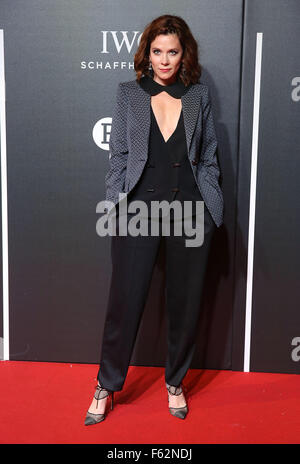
[[85, 14, 224, 425]]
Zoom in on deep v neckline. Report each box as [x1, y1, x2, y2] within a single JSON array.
[[150, 105, 183, 144]]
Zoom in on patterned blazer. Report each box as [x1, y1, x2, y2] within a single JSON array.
[[104, 79, 224, 228]]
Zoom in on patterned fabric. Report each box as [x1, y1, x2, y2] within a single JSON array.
[[166, 382, 183, 395], [104, 78, 224, 228]]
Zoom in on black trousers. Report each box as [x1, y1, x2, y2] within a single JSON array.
[[97, 203, 216, 391]]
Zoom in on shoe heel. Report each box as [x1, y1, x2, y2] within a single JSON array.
[[111, 391, 114, 410]]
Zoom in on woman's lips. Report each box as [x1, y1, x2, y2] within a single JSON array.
[[159, 69, 171, 72]]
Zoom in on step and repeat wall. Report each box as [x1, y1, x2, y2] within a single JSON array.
[[232, 0, 300, 374], [0, 0, 299, 374]]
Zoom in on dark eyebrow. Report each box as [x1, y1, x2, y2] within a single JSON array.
[[151, 47, 179, 51]]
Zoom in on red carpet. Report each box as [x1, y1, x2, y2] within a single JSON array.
[[0, 361, 299, 444]]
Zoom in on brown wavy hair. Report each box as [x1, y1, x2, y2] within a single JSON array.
[[134, 15, 202, 87]]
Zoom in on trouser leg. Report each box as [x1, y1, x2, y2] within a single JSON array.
[[97, 223, 161, 391], [164, 204, 216, 386]]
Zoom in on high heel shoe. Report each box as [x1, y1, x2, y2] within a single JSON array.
[[166, 382, 188, 420], [84, 382, 114, 426]]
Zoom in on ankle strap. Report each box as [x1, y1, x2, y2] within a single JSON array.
[[166, 382, 183, 395], [94, 384, 109, 404]]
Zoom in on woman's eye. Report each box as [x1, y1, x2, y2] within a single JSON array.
[[153, 50, 177, 55]]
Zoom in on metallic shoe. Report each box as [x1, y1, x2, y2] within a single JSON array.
[[166, 382, 188, 419], [84, 382, 114, 426]]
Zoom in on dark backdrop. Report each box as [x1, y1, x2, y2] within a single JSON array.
[[0, 0, 299, 374]]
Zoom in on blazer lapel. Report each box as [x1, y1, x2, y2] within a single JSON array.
[[133, 82, 201, 159], [182, 85, 201, 157]]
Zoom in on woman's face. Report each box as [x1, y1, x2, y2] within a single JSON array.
[[149, 33, 183, 86]]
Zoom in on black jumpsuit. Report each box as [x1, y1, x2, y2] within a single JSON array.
[[97, 75, 216, 391]]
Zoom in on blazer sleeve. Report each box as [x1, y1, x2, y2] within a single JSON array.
[[200, 85, 221, 186], [105, 82, 129, 206]]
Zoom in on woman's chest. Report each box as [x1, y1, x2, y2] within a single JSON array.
[[150, 92, 183, 143]]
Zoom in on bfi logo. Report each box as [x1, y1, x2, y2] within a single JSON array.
[[92, 117, 112, 151]]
